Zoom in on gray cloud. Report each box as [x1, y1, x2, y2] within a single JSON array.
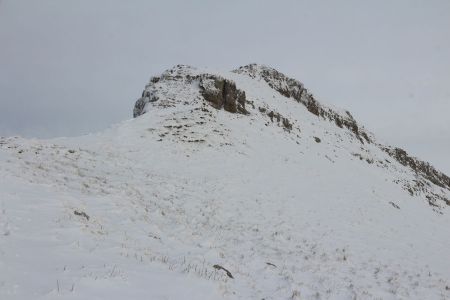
[[0, 0, 449, 173]]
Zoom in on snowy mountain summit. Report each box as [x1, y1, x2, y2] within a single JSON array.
[[1, 64, 449, 299], [134, 64, 449, 210]]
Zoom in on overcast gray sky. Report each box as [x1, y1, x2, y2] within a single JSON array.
[[1, 0, 449, 174]]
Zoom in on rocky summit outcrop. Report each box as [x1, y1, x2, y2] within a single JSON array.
[[133, 65, 247, 118], [132, 64, 449, 210], [198, 75, 247, 114]]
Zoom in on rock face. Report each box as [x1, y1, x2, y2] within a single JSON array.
[[383, 146, 450, 191], [133, 65, 247, 117], [133, 96, 150, 118], [198, 75, 247, 114], [133, 83, 159, 118]]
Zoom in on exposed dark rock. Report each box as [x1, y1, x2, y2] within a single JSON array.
[[352, 147, 450, 208], [133, 91, 159, 118], [389, 202, 400, 209], [133, 68, 249, 117], [384, 148, 450, 208], [198, 75, 247, 114], [213, 264, 233, 279], [234, 64, 372, 144], [246, 100, 256, 109], [352, 153, 364, 160], [267, 111, 275, 122], [266, 110, 292, 131], [383, 146, 450, 190], [314, 137, 321, 143], [360, 132, 371, 143], [150, 76, 160, 83], [74, 210, 90, 221], [282, 117, 292, 131], [133, 98, 146, 118]]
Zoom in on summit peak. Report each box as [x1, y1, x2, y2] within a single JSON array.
[[131, 64, 449, 210]]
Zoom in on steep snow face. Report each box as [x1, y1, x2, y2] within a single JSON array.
[[1, 65, 450, 299]]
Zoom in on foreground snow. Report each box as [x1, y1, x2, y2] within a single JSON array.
[[1, 65, 449, 299]]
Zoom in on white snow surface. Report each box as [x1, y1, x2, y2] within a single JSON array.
[[1, 65, 449, 299]]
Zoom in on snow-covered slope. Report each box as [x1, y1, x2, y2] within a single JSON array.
[[1, 64, 449, 299]]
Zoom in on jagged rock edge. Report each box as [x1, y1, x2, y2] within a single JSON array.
[[233, 64, 372, 144], [234, 64, 450, 205]]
